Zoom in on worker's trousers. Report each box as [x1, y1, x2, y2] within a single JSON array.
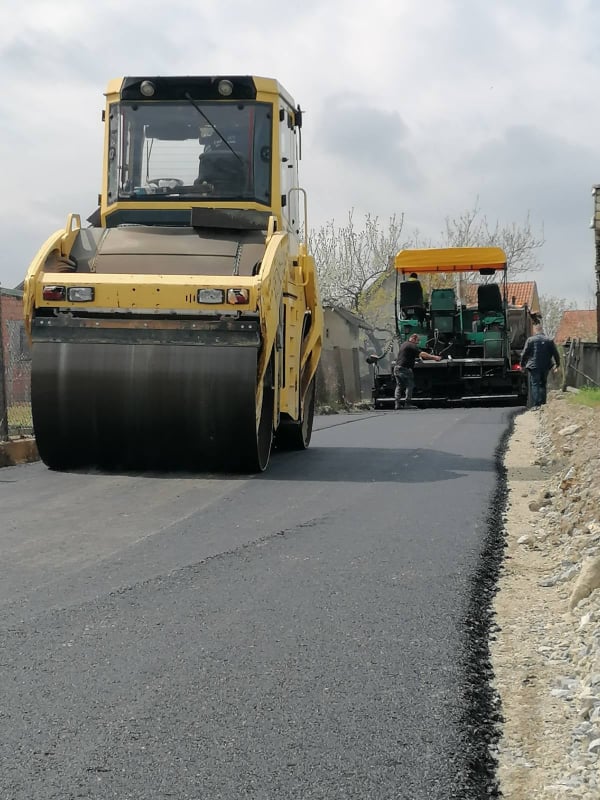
[[393, 366, 414, 408], [527, 367, 550, 407]]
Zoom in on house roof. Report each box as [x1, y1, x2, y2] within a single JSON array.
[[504, 282, 538, 308], [0, 286, 23, 299], [554, 310, 598, 344], [462, 281, 538, 309]]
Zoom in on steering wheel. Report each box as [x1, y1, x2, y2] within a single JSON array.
[[146, 178, 185, 187], [192, 179, 215, 193]]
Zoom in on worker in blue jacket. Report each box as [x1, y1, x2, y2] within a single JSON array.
[[520, 324, 561, 408]]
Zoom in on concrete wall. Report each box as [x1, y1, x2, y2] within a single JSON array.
[[317, 308, 369, 406], [323, 310, 357, 351], [317, 347, 362, 405]]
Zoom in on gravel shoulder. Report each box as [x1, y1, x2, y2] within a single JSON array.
[[493, 393, 600, 799]]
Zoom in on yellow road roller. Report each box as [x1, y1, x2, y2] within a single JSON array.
[[23, 76, 323, 471]]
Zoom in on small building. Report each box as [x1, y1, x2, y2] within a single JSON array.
[[317, 306, 373, 405]]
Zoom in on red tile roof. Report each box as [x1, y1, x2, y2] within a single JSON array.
[[554, 310, 598, 344], [505, 282, 538, 308], [462, 281, 538, 309]]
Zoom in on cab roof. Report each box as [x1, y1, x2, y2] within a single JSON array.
[[395, 247, 507, 274]]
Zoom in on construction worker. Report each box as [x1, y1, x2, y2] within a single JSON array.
[[394, 333, 442, 409], [520, 324, 561, 408]]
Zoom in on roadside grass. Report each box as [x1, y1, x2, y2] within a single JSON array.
[[8, 403, 32, 422], [569, 387, 600, 409], [7, 403, 33, 435]]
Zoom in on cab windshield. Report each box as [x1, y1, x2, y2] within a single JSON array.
[[108, 101, 272, 205]]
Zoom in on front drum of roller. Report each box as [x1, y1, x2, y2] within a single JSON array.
[[31, 341, 269, 472]]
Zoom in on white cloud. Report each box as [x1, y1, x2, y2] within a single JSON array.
[[0, 0, 598, 306]]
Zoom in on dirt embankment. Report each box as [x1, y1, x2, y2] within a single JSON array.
[[493, 392, 600, 799]]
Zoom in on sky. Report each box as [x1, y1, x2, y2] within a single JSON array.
[[1, 0, 599, 306]]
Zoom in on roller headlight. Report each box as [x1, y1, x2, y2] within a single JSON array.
[[217, 79, 234, 97], [197, 288, 225, 304], [67, 287, 95, 302], [140, 80, 156, 97]]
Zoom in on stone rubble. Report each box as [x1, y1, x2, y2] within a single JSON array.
[[493, 392, 600, 799]]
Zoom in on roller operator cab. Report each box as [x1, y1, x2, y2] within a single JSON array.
[[23, 76, 323, 471]]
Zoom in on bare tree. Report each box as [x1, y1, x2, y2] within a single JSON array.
[[441, 202, 545, 280], [310, 211, 409, 310], [310, 203, 546, 331], [539, 294, 577, 338]]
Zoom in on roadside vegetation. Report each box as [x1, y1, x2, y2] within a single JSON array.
[[569, 386, 600, 408], [7, 403, 33, 435]]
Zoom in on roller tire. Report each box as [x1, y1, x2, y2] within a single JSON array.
[[244, 357, 274, 472], [275, 378, 315, 451]]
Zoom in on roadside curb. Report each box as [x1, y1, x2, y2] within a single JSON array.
[[0, 438, 39, 467]]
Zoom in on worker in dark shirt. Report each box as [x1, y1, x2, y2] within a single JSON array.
[[520, 324, 561, 408], [394, 333, 442, 409]]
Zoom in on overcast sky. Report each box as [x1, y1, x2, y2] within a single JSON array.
[[1, 0, 598, 305]]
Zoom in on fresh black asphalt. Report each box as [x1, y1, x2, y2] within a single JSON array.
[[0, 407, 518, 799]]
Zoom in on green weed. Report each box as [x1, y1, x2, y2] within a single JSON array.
[[569, 386, 600, 408]]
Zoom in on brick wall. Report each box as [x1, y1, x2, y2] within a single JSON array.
[[1, 292, 31, 406]]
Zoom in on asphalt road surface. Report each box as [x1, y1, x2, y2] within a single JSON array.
[[0, 407, 516, 799]]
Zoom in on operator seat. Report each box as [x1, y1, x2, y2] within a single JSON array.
[[196, 148, 247, 194], [399, 279, 426, 325], [477, 283, 503, 315], [477, 283, 505, 357]]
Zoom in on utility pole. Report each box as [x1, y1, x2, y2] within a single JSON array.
[[593, 186, 600, 344], [0, 287, 9, 441]]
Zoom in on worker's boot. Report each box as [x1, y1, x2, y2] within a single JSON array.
[[404, 389, 417, 410]]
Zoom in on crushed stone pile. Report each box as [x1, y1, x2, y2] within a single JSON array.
[[493, 391, 600, 799]]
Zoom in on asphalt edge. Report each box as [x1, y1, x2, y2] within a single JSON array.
[[461, 407, 522, 799]]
